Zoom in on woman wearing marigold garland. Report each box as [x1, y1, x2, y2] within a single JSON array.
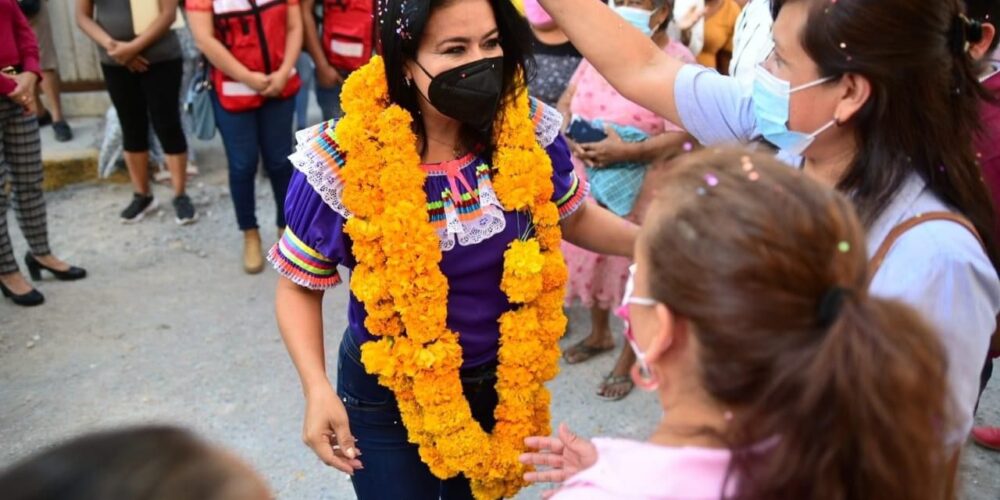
[[269, 0, 636, 498]]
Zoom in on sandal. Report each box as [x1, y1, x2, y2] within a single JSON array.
[[562, 339, 614, 364], [597, 373, 634, 401]]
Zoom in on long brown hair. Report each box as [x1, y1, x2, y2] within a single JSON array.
[[644, 149, 953, 499], [773, 0, 1000, 271]]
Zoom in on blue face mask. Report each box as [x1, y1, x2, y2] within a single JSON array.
[[611, 3, 654, 37], [752, 64, 836, 156]]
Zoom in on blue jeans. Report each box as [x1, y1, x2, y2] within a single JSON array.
[[337, 331, 499, 500], [294, 54, 315, 130], [315, 79, 344, 121], [210, 93, 294, 231]]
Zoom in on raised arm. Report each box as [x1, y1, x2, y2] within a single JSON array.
[[538, 0, 686, 125]]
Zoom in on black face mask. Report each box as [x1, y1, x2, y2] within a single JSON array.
[[413, 56, 505, 131]]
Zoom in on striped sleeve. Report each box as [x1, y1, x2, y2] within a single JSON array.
[[269, 228, 342, 289], [267, 171, 347, 290], [547, 135, 589, 219]]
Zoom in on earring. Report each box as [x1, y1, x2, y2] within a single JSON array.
[[405, 76, 413, 87], [631, 363, 660, 391]]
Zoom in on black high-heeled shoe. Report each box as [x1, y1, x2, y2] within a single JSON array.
[[0, 281, 45, 306], [24, 253, 87, 281]]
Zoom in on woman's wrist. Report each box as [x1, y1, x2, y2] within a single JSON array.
[[304, 376, 334, 398], [617, 141, 646, 163]]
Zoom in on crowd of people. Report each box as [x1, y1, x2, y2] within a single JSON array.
[[2, 0, 1000, 499]]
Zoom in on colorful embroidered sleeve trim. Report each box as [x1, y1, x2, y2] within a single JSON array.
[[557, 172, 590, 219], [267, 229, 342, 290], [288, 120, 352, 219], [529, 97, 564, 148]]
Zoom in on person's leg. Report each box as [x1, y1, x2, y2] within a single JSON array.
[[598, 344, 637, 401], [337, 333, 442, 500], [0, 101, 23, 285], [142, 59, 196, 224], [211, 92, 264, 272], [29, 4, 71, 140], [122, 151, 153, 195], [4, 101, 80, 279], [39, 71, 64, 123], [141, 59, 189, 197], [101, 64, 154, 198], [315, 79, 344, 121], [257, 97, 296, 233], [563, 305, 615, 364], [294, 54, 314, 130]]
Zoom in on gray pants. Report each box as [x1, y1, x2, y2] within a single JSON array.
[[0, 98, 50, 275]]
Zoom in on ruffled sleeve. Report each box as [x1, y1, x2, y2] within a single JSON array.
[[268, 120, 351, 290], [530, 97, 589, 219]]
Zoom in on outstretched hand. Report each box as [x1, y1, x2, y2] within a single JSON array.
[[578, 126, 630, 168], [520, 423, 598, 498]]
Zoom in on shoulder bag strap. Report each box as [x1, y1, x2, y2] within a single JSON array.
[[868, 211, 983, 283]]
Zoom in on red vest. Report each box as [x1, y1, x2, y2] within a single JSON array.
[[321, 0, 374, 72], [212, 0, 301, 112]]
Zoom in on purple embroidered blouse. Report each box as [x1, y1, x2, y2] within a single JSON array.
[[269, 99, 588, 367]]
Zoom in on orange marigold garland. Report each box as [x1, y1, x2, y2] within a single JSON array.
[[332, 55, 567, 499]]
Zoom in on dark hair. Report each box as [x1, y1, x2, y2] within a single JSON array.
[[772, 0, 1000, 272], [0, 426, 263, 500], [376, 0, 535, 159], [964, 0, 1000, 52], [645, 149, 953, 499]]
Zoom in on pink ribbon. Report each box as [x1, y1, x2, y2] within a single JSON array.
[[444, 161, 476, 205]]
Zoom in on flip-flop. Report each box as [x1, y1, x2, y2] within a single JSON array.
[[562, 339, 614, 364], [597, 374, 634, 401]]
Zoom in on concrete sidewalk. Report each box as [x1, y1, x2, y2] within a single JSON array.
[[2, 126, 998, 499]]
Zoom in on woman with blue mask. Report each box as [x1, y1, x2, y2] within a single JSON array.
[[538, 0, 1000, 462]]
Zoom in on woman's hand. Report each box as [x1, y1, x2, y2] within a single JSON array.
[[242, 71, 272, 93], [520, 423, 598, 497], [315, 63, 343, 89], [579, 127, 633, 168], [107, 39, 144, 66], [4, 72, 39, 114], [262, 69, 290, 97], [565, 136, 588, 162], [126, 56, 151, 73], [303, 384, 363, 474]]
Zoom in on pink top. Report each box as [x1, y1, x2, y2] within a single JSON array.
[[0, 0, 42, 95], [552, 438, 734, 500], [569, 39, 695, 136]]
